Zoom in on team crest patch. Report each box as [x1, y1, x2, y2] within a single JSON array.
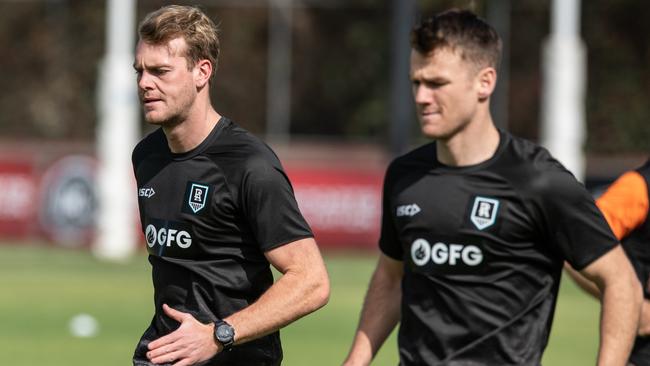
[[188, 183, 209, 213], [183, 182, 211, 214], [470, 196, 499, 230]]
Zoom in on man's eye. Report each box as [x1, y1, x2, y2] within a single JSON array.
[[427, 81, 447, 88]]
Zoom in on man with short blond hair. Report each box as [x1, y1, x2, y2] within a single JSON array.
[[131, 5, 329, 366]]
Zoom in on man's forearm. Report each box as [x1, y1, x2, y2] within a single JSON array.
[[597, 275, 642, 366], [345, 284, 401, 365], [344, 256, 402, 366], [225, 241, 329, 345]]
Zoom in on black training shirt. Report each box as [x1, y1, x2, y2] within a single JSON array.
[[131, 118, 313, 366], [380, 130, 618, 365]]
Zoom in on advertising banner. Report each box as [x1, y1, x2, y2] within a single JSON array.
[[286, 166, 383, 249], [0, 161, 37, 237]]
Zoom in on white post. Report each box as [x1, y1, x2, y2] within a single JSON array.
[[94, 0, 139, 260], [266, 0, 293, 144], [541, 0, 586, 181]]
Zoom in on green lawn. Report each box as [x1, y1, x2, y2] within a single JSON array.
[[0, 244, 599, 365]]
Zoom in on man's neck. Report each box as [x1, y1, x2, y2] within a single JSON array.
[[436, 113, 500, 167], [163, 101, 221, 154]]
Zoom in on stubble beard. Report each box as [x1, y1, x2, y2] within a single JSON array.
[[143, 95, 193, 129], [144, 111, 185, 129]]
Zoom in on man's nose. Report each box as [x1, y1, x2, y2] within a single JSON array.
[[413, 85, 431, 104], [138, 71, 153, 91]]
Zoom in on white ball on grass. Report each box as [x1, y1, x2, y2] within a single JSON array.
[[68, 313, 100, 338]]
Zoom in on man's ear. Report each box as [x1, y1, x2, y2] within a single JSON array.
[[194, 59, 213, 88], [476, 67, 497, 101]]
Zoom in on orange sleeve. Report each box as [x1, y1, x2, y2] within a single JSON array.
[[596, 171, 649, 240]]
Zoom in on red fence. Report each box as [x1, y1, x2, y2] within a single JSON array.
[[0, 155, 385, 249]]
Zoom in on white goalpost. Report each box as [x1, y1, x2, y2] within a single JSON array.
[[93, 0, 139, 260], [541, 0, 587, 181]]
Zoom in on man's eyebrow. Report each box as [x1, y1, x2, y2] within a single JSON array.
[[133, 62, 171, 70]]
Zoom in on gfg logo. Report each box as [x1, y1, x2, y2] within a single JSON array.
[[145, 224, 192, 249], [411, 238, 483, 266]]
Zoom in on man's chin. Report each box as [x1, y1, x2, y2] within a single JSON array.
[[144, 113, 183, 128], [143, 113, 166, 125], [420, 124, 448, 140]]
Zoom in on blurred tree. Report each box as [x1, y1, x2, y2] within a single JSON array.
[[291, 4, 389, 139], [206, 5, 269, 136], [0, 1, 103, 140], [0, 0, 646, 154], [583, 0, 650, 153], [507, 0, 549, 142]]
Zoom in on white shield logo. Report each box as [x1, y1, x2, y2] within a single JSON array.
[[188, 183, 209, 213], [470, 196, 499, 230]]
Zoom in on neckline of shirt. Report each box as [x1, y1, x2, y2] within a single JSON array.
[[167, 117, 229, 161], [433, 129, 509, 173]]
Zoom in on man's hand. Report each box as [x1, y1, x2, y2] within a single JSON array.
[[147, 304, 220, 366]]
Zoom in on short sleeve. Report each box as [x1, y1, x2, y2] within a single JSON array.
[[596, 171, 649, 240], [533, 169, 619, 270], [379, 162, 404, 260], [240, 157, 313, 252]]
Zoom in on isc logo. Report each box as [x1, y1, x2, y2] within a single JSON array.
[[145, 224, 192, 249], [396, 204, 421, 217], [138, 187, 156, 198], [411, 238, 482, 266]]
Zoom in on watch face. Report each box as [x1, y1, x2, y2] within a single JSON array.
[[216, 324, 234, 341]]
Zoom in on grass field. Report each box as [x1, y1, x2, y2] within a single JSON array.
[[0, 244, 600, 365]]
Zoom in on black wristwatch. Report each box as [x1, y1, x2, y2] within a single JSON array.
[[213, 319, 235, 351]]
